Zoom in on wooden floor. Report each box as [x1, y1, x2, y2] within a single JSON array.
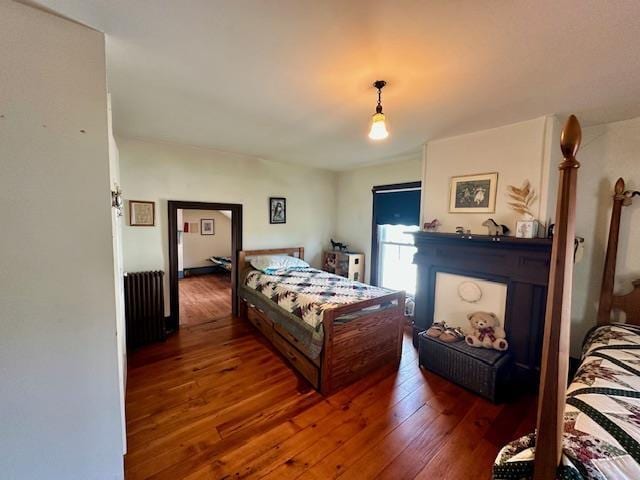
[[179, 273, 231, 326], [124, 316, 537, 480]]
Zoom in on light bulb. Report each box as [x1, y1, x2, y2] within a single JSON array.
[[368, 113, 389, 140]]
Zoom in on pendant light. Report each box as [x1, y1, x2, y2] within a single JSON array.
[[368, 80, 389, 140]]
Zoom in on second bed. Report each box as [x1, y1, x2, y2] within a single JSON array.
[[238, 247, 405, 395]]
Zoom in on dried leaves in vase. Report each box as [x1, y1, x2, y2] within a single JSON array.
[[506, 180, 537, 217]]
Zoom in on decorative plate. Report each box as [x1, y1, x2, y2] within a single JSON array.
[[458, 281, 482, 303]]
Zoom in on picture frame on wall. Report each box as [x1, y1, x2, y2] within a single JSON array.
[[269, 197, 286, 224], [129, 200, 155, 226], [200, 218, 215, 235], [449, 172, 498, 213]]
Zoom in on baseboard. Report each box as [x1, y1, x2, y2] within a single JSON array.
[[178, 270, 185, 279]]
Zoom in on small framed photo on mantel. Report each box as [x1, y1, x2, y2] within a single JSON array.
[[269, 197, 286, 224], [449, 172, 498, 214], [129, 200, 155, 226]]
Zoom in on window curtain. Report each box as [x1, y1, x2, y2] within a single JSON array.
[[373, 189, 421, 226]]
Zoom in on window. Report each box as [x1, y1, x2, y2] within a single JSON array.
[[378, 224, 419, 295], [371, 182, 421, 290]]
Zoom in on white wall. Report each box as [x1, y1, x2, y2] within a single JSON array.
[[422, 116, 559, 234], [182, 209, 232, 268], [335, 157, 423, 283], [119, 137, 336, 314], [0, 2, 123, 478], [570, 117, 640, 355], [177, 208, 184, 273]]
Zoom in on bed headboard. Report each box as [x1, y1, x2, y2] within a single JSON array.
[[597, 177, 640, 326], [532, 118, 639, 478], [238, 247, 305, 272]]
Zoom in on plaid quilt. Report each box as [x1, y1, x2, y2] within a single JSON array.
[[245, 268, 394, 331], [494, 323, 640, 480]]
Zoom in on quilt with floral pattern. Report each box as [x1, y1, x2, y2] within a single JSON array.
[[244, 267, 394, 331], [493, 323, 640, 479]]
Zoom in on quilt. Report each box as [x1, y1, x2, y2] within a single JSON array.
[[493, 323, 640, 480], [245, 267, 394, 331], [209, 256, 232, 272]]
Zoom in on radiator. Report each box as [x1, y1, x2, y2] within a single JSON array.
[[124, 271, 166, 349]]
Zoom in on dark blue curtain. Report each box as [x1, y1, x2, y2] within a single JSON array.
[[374, 189, 421, 226]]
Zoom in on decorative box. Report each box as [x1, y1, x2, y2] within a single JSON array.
[[515, 219, 539, 238], [418, 332, 512, 403]]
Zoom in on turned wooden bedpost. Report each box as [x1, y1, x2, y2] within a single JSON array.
[[597, 178, 627, 325], [533, 115, 581, 480]]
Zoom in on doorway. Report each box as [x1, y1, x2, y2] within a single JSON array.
[[168, 201, 242, 331]]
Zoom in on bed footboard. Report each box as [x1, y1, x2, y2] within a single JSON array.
[[320, 292, 405, 395]]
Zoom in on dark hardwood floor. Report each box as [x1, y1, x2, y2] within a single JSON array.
[[179, 273, 231, 326], [124, 316, 537, 479]]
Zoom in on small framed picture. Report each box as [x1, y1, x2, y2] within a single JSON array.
[[269, 197, 286, 224], [129, 200, 155, 226], [515, 219, 539, 238], [449, 173, 498, 213], [201, 218, 215, 235]]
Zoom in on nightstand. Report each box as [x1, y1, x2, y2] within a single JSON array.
[[322, 251, 365, 282]]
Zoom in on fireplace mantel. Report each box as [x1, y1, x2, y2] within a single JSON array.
[[411, 231, 553, 383]]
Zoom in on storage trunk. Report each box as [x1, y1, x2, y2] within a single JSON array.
[[418, 332, 512, 403]]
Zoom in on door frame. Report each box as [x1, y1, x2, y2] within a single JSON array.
[[168, 200, 243, 330], [370, 181, 422, 286]]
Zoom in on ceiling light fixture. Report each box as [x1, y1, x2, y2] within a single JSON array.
[[368, 80, 389, 140]]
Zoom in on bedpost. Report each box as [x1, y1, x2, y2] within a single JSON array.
[[533, 115, 581, 480], [320, 309, 335, 395], [597, 178, 626, 325]]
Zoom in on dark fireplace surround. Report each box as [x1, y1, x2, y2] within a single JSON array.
[[411, 232, 552, 384]]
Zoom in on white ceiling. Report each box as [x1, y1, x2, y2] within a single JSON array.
[[32, 0, 640, 170]]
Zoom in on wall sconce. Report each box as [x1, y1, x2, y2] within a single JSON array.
[[111, 185, 123, 217]]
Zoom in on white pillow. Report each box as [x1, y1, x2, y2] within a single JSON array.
[[249, 254, 309, 273]]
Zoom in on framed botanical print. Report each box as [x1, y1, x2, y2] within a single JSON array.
[[200, 218, 215, 235], [129, 200, 155, 226], [449, 172, 498, 213], [269, 197, 286, 224]]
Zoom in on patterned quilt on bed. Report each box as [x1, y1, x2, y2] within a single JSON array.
[[245, 267, 394, 331], [209, 256, 232, 272], [494, 323, 640, 480]]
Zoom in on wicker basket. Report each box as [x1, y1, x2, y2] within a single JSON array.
[[418, 332, 512, 403]]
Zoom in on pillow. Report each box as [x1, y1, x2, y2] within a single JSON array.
[[249, 254, 309, 273]]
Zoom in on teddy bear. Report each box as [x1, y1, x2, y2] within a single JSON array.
[[464, 311, 508, 351]]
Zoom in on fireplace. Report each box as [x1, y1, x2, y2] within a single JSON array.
[[411, 232, 552, 384]]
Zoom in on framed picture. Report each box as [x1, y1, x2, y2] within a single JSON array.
[[269, 197, 286, 224], [200, 218, 215, 235], [129, 200, 155, 226], [449, 172, 498, 213]]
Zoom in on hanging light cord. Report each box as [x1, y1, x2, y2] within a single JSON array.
[[376, 88, 383, 114]]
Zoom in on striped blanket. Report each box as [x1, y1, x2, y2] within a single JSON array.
[[494, 323, 640, 479]]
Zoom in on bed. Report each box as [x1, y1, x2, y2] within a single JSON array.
[[238, 247, 405, 395], [493, 116, 640, 479], [209, 255, 232, 272]]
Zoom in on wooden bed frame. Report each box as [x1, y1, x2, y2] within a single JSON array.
[[238, 247, 406, 396], [533, 116, 640, 479]]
